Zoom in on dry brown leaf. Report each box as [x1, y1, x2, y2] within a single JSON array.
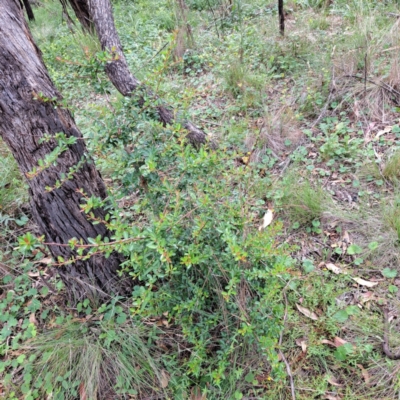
[[359, 291, 374, 304], [259, 209, 274, 231], [327, 375, 343, 387], [160, 369, 170, 388], [295, 337, 308, 352], [296, 304, 319, 321], [29, 313, 38, 326], [321, 339, 336, 347], [342, 231, 350, 243], [79, 382, 87, 400], [325, 263, 344, 275], [190, 387, 206, 400], [333, 337, 348, 347], [352, 277, 378, 287], [375, 126, 392, 139], [357, 364, 371, 385], [162, 319, 169, 327]]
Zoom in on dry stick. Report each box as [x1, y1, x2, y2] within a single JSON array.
[[364, 53, 367, 99], [278, 289, 296, 400], [382, 306, 400, 360]]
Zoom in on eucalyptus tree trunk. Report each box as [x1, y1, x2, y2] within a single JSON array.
[[0, 0, 131, 301], [68, 0, 211, 147]]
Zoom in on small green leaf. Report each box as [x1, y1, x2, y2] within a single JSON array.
[[116, 312, 127, 324], [347, 244, 363, 255], [17, 354, 26, 364], [354, 258, 363, 265], [245, 372, 255, 383], [332, 310, 348, 323], [392, 125, 400, 133], [334, 343, 353, 361], [382, 268, 397, 279], [389, 285, 398, 294], [368, 241, 379, 251], [302, 259, 315, 274]]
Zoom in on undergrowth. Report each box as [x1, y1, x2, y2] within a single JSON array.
[[2, 0, 400, 398]]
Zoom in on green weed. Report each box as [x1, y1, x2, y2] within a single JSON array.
[[0, 141, 27, 213]]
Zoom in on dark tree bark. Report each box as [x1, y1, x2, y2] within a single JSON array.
[[67, 0, 212, 148], [278, 0, 284, 36], [61, 0, 92, 31], [0, 0, 131, 301], [21, 0, 35, 20]]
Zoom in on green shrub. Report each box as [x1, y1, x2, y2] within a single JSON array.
[[78, 96, 294, 396]]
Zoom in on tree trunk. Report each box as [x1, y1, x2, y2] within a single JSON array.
[[21, 0, 35, 20], [61, 0, 92, 31], [278, 0, 284, 36], [0, 0, 131, 301], [67, 0, 212, 148]]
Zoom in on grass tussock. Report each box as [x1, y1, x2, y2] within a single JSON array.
[[19, 320, 161, 399], [383, 149, 400, 183], [279, 172, 329, 226]]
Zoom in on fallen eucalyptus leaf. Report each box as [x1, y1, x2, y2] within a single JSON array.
[[352, 277, 378, 287], [296, 304, 319, 321], [325, 263, 344, 274], [258, 209, 274, 231]]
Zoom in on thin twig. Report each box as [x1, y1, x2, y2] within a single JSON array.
[[364, 53, 367, 99], [44, 236, 143, 248]]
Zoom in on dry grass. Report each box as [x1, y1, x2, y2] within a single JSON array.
[[383, 149, 400, 183], [332, 17, 400, 124]]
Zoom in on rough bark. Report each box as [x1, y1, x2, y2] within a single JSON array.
[[61, 0, 92, 31], [0, 0, 131, 301], [67, 0, 212, 148]]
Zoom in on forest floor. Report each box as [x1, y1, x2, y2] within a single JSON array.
[[2, 0, 400, 399]]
